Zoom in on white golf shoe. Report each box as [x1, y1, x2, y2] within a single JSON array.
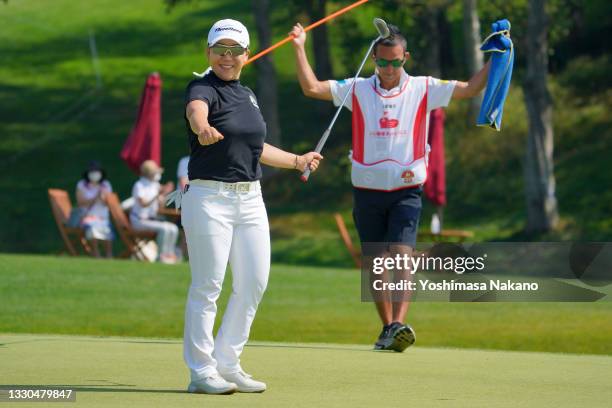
[[219, 370, 266, 393], [187, 372, 237, 395]]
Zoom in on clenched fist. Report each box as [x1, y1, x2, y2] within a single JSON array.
[[296, 152, 323, 173], [198, 125, 224, 146], [289, 23, 306, 48]]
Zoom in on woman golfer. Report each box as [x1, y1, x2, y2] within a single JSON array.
[[182, 19, 322, 395]]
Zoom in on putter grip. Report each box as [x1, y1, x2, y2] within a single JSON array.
[[301, 167, 311, 182]]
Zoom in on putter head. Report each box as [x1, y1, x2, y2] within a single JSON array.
[[373, 18, 391, 39]]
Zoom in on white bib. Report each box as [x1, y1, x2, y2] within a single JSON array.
[[350, 74, 431, 191]]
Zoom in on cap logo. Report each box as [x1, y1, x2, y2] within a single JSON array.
[[215, 26, 242, 33]]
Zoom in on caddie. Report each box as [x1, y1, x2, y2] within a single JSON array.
[[290, 22, 491, 352]]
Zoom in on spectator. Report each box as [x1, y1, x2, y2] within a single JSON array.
[[130, 160, 178, 264], [76, 161, 114, 258], [176, 155, 190, 260], [177, 155, 190, 191]]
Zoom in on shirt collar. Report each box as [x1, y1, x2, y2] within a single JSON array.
[[373, 69, 409, 95]]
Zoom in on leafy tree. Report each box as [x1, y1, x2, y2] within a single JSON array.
[[252, 0, 282, 148], [523, 0, 559, 233], [463, 0, 484, 119]]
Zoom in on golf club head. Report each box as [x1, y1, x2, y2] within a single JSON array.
[[373, 18, 391, 39]]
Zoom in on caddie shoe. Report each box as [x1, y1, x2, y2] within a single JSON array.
[[388, 323, 416, 352]]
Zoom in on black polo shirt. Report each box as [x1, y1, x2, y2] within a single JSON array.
[[184, 70, 267, 182]]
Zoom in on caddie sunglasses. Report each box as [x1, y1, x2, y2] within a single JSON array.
[[211, 44, 248, 57], [375, 58, 405, 68]]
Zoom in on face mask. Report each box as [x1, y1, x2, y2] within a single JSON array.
[[88, 171, 102, 183], [153, 173, 162, 182]]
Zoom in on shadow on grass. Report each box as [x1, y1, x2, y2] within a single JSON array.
[[246, 343, 372, 353], [0, 337, 181, 347], [1, 335, 373, 353], [1, 384, 185, 394]]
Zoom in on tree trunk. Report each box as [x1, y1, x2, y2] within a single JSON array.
[[523, 0, 559, 233], [438, 7, 454, 77], [462, 0, 484, 120], [305, 0, 333, 117], [421, 5, 442, 77], [305, 0, 333, 79], [252, 0, 281, 149]]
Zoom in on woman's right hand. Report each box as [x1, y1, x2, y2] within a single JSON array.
[[198, 126, 224, 146], [289, 23, 306, 48]]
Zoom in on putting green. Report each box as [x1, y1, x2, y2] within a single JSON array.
[[1, 334, 610, 408]]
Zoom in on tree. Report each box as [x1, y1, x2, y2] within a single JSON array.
[[523, 0, 559, 233], [418, 4, 442, 77], [462, 0, 484, 120], [252, 0, 282, 148], [305, 0, 333, 79], [290, 0, 334, 117]]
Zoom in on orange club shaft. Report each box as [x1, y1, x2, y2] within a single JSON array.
[[245, 0, 370, 65]]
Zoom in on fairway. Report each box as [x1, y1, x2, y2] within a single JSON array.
[[1, 333, 611, 408], [2, 254, 612, 355]]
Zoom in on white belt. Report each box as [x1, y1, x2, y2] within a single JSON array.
[[189, 179, 260, 193]]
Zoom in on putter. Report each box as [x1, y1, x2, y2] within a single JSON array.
[[301, 17, 391, 182]]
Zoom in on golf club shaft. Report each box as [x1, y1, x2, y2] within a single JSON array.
[[301, 38, 379, 182], [246, 0, 370, 66]]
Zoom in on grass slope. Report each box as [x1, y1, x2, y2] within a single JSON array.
[[1, 334, 611, 408], [1, 254, 611, 355]]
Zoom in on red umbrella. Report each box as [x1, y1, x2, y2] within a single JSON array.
[[424, 108, 446, 206], [120, 72, 162, 173]]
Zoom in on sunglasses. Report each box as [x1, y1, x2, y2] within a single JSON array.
[[375, 58, 405, 68], [211, 44, 248, 57]]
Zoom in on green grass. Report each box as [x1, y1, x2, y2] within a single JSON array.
[[2, 334, 612, 408], [1, 1, 611, 267], [1, 254, 611, 355]]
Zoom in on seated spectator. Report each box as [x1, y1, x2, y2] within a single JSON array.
[[76, 161, 114, 258], [130, 160, 178, 264], [177, 155, 190, 191]]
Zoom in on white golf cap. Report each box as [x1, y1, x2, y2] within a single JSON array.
[[207, 19, 249, 48]]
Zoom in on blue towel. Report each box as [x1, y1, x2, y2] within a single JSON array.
[[477, 19, 514, 131]]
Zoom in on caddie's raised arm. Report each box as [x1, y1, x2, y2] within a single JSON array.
[[289, 23, 332, 101], [452, 59, 492, 99]]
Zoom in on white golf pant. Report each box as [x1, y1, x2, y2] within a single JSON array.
[[181, 181, 270, 378]]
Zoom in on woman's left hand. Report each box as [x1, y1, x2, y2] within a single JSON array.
[[99, 190, 109, 202], [296, 152, 323, 173]]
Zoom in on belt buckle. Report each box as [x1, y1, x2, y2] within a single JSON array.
[[236, 182, 250, 193]]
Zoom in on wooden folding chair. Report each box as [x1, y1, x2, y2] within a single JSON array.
[[419, 230, 474, 242], [47, 189, 92, 256], [333, 212, 474, 268], [334, 213, 362, 268], [106, 192, 157, 260]]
